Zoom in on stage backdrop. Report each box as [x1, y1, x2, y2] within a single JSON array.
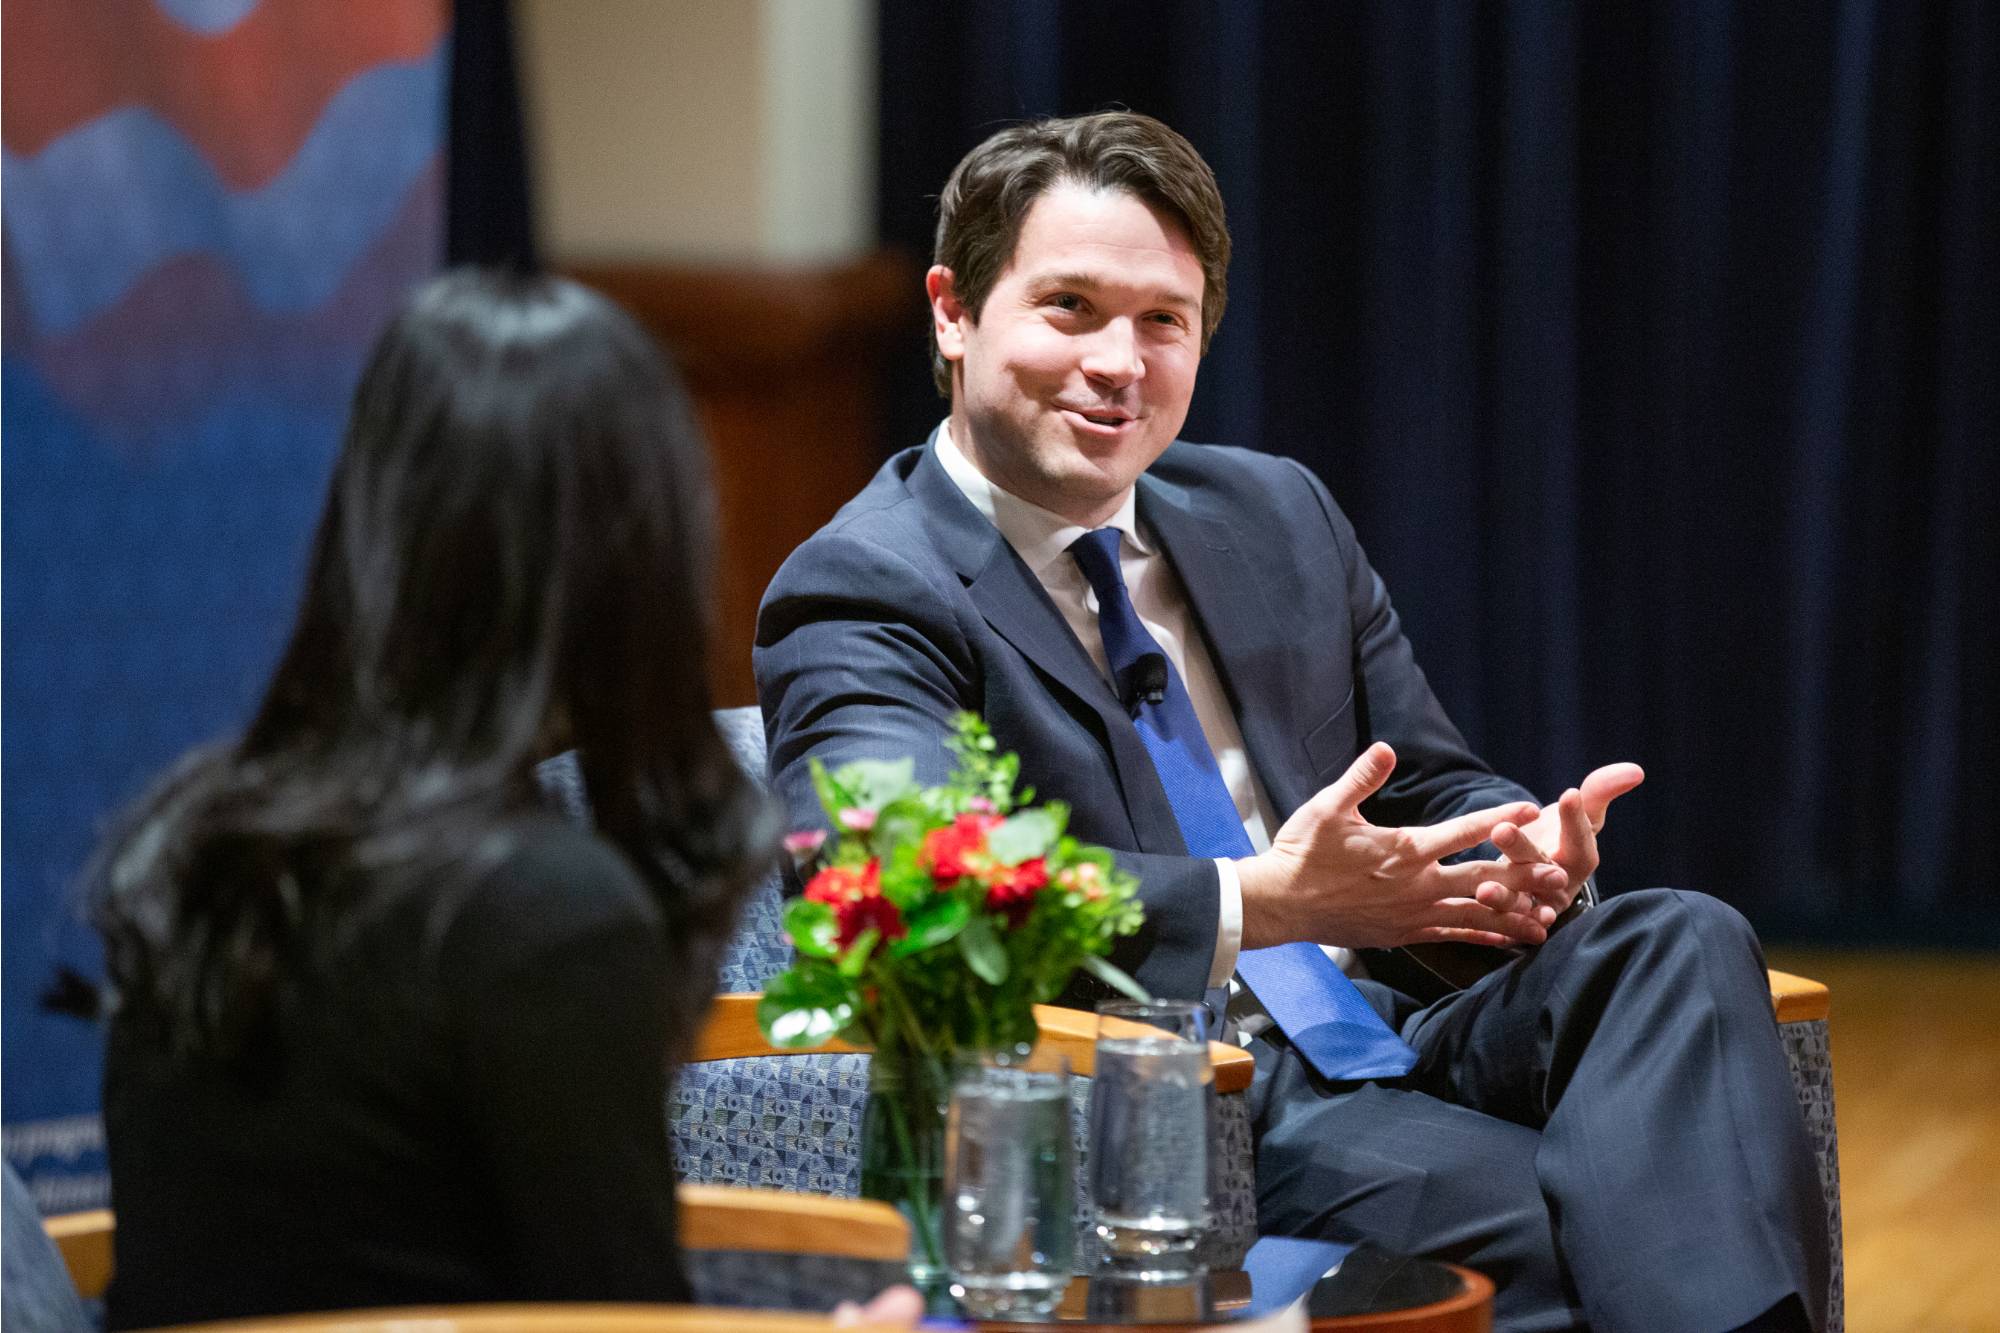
[[3, 0, 449, 1207], [877, 0, 1997, 946]]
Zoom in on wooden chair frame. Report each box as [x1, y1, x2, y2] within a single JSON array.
[[693, 996, 1257, 1093], [694, 979, 1824, 1075], [43, 1186, 908, 1305]]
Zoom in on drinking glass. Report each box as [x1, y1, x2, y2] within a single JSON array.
[[944, 1058, 1076, 1317], [1087, 999, 1213, 1271]]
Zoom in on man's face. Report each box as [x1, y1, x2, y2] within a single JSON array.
[[930, 183, 1205, 527]]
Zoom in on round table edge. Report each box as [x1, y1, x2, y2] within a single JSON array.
[[1307, 1262, 1494, 1331]]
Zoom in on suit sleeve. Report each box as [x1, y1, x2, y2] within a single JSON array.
[[1285, 457, 1539, 828], [755, 525, 1222, 1001], [757, 527, 979, 798]]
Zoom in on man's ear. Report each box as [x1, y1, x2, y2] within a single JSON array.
[[927, 265, 968, 363]]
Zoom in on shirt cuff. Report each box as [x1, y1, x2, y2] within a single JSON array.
[[1209, 857, 1244, 989]]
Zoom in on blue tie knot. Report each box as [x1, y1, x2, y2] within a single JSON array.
[[1068, 527, 1127, 602]]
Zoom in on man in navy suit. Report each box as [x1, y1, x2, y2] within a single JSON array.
[[756, 112, 1829, 1331]]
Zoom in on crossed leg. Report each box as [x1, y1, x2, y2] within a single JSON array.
[[1248, 889, 1830, 1332]]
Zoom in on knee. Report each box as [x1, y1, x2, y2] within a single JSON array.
[[1592, 887, 1758, 946], [1659, 887, 1763, 957], [1574, 888, 1767, 982]]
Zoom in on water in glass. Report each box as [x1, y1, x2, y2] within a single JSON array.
[[1089, 1012, 1212, 1267], [945, 1062, 1075, 1317]]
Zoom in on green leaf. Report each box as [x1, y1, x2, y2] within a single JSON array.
[[894, 894, 970, 955], [958, 912, 1008, 984], [784, 898, 840, 959], [870, 802, 931, 861], [832, 757, 918, 811], [807, 756, 851, 828], [837, 927, 879, 977], [757, 966, 859, 1048], [988, 808, 1061, 864], [1081, 954, 1152, 1002]]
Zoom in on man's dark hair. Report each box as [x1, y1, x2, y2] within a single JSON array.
[[930, 111, 1232, 396], [91, 269, 770, 1077]]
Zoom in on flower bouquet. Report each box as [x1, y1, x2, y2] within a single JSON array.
[[757, 714, 1147, 1277]]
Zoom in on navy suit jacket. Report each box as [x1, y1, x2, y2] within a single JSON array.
[[755, 433, 1532, 1003]]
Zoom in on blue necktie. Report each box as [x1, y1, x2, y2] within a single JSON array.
[[1069, 528, 1417, 1082]]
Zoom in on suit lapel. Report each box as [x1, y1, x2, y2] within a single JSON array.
[[905, 443, 1186, 852], [1138, 466, 1311, 820]]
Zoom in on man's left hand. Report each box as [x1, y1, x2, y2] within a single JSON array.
[[1490, 764, 1645, 913]]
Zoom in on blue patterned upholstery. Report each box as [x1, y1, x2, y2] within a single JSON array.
[[3, 1161, 93, 1333], [1784, 1017, 1845, 1332], [705, 706, 798, 990]]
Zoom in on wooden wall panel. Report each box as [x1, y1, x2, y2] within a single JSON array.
[[567, 254, 919, 706]]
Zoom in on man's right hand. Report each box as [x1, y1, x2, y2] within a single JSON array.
[[1236, 742, 1564, 951]]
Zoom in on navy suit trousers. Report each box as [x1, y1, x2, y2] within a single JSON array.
[[1249, 889, 1830, 1333]]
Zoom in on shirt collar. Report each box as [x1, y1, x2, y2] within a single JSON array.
[[933, 421, 1149, 580]]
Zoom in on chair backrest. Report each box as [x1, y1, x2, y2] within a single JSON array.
[[535, 707, 790, 991], [707, 707, 791, 988], [3, 1160, 94, 1333]]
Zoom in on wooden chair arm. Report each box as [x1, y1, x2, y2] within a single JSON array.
[[150, 1306, 879, 1331], [1028, 1003, 1257, 1095], [705, 971, 1827, 1070], [43, 1205, 114, 1301], [1768, 969, 1830, 1023], [695, 994, 1257, 1095], [675, 1184, 907, 1260], [44, 1187, 910, 1302]]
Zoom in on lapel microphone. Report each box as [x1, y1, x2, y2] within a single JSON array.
[[1119, 652, 1170, 711]]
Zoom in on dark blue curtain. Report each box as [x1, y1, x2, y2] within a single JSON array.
[[877, 1, 1997, 944]]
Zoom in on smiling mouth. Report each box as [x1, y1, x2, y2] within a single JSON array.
[[1063, 408, 1134, 429]]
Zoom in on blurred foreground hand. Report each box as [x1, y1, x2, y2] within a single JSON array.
[[831, 1285, 925, 1327]]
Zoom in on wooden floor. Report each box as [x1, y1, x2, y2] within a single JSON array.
[[1764, 948, 2000, 1333]]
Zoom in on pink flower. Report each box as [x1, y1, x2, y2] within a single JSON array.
[[1057, 862, 1107, 900], [966, 796, 997, 815], [837, 807, 879, 833], [783, 829, 828, 858]]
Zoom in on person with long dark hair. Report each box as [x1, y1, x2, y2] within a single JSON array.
[[88, 270, 774, 1326]]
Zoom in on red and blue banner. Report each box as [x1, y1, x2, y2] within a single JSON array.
[[3, 0, 449, 1207]]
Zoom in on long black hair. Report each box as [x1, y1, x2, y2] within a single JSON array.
[[91, 269, 770, 1074]]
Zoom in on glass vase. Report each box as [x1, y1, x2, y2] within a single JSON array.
[[860, 1042, 953, 1282]]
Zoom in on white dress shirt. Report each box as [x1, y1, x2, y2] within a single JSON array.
[[936, 426, 1372, 992]]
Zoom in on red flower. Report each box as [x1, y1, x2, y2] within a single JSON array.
[[839, 893, 907, 948], [918, 813, 1003, 882], [803, 859, 905, 947], [803, 859, 876, 904], [984, 856, 1049, 926]]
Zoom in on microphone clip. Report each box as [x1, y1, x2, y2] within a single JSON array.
[[1119, 652, 1170, 711]]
